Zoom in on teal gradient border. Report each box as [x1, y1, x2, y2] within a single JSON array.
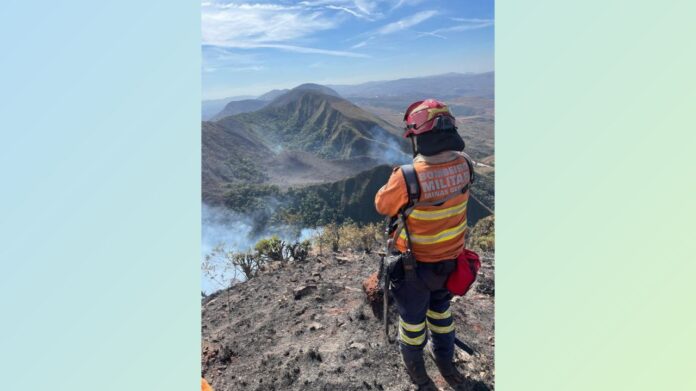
[[498, 0, 696, 389], [0, 1, 200, 390]]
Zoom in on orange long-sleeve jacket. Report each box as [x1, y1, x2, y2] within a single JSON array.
[[375, 151, 471, 262]]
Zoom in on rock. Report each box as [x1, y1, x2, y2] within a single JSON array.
[[475, 277, 495, 296], [306, 349, 323, 362], [362, 272, 383, 318], [455, 349, 471, 363], [349, 342, 367, 353], [308, 322, 323, 331], [293, 285, 317, 300]]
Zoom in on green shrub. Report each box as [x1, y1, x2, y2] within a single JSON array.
[[202, 246, 265, 283], [254, 236, 284, 262]]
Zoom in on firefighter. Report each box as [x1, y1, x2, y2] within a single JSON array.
[[375, 99, 471, 390]]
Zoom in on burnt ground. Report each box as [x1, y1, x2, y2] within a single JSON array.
[[202, 251, 494, 391]]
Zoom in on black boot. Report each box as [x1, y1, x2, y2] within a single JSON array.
[[403, 356, 437, 390], [425, 341, 466, 387], [432, 356, 466, 387]]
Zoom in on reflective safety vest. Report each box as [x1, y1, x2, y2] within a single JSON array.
[[375, 152, 473, 262]]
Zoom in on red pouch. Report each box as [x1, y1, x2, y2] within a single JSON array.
[[446, 249, 481, 296]]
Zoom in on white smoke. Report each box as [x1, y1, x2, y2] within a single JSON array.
[[201, 203, 321, 294], [368, 125, 411, 165]]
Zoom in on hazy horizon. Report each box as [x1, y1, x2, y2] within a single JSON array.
[[202, 70, 494, 101], [202, 0, 494, 100]]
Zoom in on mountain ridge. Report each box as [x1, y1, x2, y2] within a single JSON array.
[[202, 89, 409, 202], [328, 72, 494, 99], [228, 89, 408, 160], [212, 99, 268, 121], [204, 72, 494, 120]]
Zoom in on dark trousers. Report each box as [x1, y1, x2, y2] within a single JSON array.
[[390, 260, 456, 364]]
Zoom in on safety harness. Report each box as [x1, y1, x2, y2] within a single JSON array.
[[388, 155, 475, 280]]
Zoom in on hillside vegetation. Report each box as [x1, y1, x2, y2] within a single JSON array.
[[203, 85, 410, 202], [202, 76, 495, 247], [218, 164, 492, 233], [232, 89, 407, 160]]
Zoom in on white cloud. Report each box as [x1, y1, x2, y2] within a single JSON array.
[[376, 10, 437, 35], [299, 0, 384, 20], [450, 17, 493, 23], [202, 2, 338, 46], [203, 65, 266, 73], [352, 0, 380, 15], [430, 19, 494, 35], [415, 31, 447, 40], [391, 0, 426, 10], [202, 1, 371, 57], [326, 5, 366, 19], [235, 43, 370, 57], [350, 36, 374, 49]]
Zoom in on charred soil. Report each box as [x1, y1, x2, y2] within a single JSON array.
[[202, 251, 494, 391]]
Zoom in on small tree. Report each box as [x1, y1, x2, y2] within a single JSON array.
[[338, 221, 361, 251], [202, 244, 243, 288], [254, 236, 284, 262], [318, 223, 340, 252], [359, 223, 382, 254], [230, 251, 263, 279], [203, 245, 265, 284]]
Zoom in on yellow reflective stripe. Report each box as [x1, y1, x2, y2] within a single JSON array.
[[399, 328, 426, 346], [399, 318, 426, 333], [426, 309, 452, 320], [409, 200, 467, 221], [399, 220, 468, 245], [427, 107, 450, 121], [427, 320, 455, 334]]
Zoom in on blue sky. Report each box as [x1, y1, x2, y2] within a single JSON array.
[[202, 0, 494, 99]]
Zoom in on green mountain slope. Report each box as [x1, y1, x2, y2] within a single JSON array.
[[202, 119, 272, 203], [228, 86, 409, 159], [220, 164, 493, 230], [203, 85, 409, 202], [286, 165, 493, 226]]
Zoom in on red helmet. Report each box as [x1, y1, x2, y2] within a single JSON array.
[[403, 99, 456, 138]]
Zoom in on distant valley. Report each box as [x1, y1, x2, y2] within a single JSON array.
[[202, 72, 494, 239]]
